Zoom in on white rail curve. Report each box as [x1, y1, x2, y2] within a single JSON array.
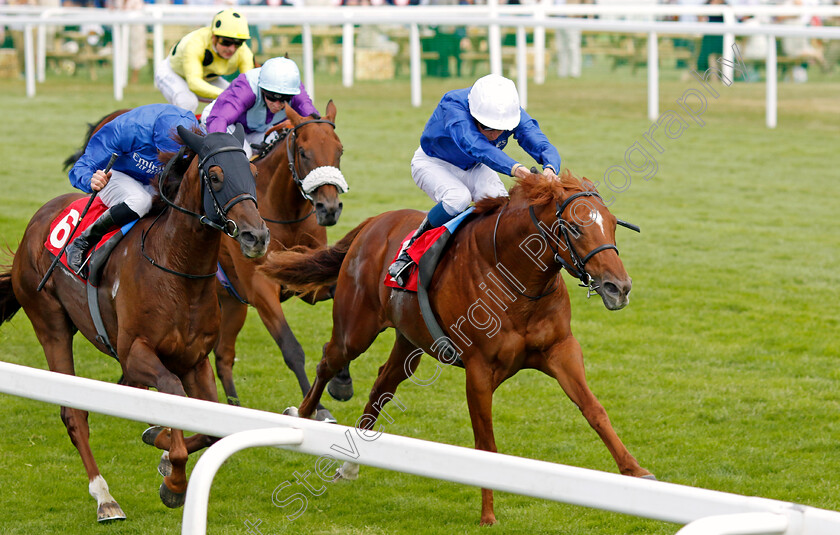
[[1, 360, 840, 535]]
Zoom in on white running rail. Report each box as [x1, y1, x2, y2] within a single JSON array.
[[1, 360, 839, 535], [2, 4, 840, 127]]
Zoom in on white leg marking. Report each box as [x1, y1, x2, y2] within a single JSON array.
[[89, 475, 116, 506]]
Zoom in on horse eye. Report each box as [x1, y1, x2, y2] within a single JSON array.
[[209, 170, 224, 192], [298, 148, 308, 159]]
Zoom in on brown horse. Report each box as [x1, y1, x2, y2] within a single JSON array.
[[65, 104, 353, 420], [260, 170, 653, 525], [0, 127, 269, 522], [214, 102, 350, 421]]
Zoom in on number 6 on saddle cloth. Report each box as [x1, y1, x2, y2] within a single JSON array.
[[44, 196, 139, 358]]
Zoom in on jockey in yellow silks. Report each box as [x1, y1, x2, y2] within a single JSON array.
[[154, 8, 255, 114]]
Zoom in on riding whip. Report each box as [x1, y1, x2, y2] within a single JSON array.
[[37, 152, 118, 291]]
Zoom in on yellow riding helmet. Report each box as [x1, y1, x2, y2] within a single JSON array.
[[211, 9, 250, 40]]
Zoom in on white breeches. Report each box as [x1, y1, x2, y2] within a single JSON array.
[[98, 170, 156, 217], [410, 146, 508, 215], [154, 57, 229, 114]]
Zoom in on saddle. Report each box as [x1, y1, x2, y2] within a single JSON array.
[[45, 197, 137, 359], [385, 208, 474, 365]]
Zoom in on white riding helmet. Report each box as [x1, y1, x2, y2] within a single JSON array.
[[467, 74, 521, 131], [258, 57, 301, 96]]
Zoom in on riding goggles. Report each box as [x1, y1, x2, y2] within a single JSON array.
[[262, 90, 293, 103], [218, 37, 245, 48]]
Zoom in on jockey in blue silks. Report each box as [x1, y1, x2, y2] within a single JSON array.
[[65, 103, 201, 273], [388, 74, 563, 286]]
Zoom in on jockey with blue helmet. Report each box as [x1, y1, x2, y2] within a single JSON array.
[[65, 104, 201, 273], [388, 74, 563, 286], [202, 57, 318, 158]]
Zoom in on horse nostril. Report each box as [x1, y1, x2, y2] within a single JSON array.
[[315, 202, 325, 212], [337, 202, 343, 211], [603, 281, 620, 296]]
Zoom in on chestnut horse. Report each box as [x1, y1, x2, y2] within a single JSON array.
[[260, 170, 653, 525], [0, 127, 269, 522], [214, 102, 350, 421]]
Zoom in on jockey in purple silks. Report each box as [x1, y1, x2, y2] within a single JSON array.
[[201, 56, 319, 158]]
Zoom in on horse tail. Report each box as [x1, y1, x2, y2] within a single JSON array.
[[0, 265, 21, 325], [62, 109, 131, 171], [260, 217, 373, 294]]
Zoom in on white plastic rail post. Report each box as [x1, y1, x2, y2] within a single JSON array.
[[181, 428, 305, 535]]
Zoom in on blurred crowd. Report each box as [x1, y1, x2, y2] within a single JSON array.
[[1, 0, 837, 83]]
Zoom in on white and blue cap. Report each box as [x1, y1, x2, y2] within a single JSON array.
[[258, 57, 301, 96]]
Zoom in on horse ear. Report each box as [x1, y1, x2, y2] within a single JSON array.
[[285, 105, 303, 126], [325, 99, 337, 122], [178, 125, 204, 153], [231, 122, 246, 145]]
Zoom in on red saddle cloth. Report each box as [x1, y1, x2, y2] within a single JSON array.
[[384, 226, 447, 292], [44, 197, 121, 279]]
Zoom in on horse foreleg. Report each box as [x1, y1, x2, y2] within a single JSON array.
[[122, 341, 191, 507], [179, 357, 220, 453], [541, 337, 653, 479], [464, 363, 499, 526], [298, 343, 338, 419], [253, 286, 336, 420], [214, 294, 248, 406], [159, 428, 188, 508]]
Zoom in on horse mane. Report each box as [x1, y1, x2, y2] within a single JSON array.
[[148, 128, 201, 213], [473, 169, 594, 216]]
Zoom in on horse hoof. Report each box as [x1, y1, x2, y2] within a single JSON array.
[[315, 408, 337, 424], [282, 406, 300, 418], [332, 462, 359, 482], [96, 501, 126, 522], [142, 425, 168, 447], [327, 376, 354, 402], [159, 482, 186, 509], [157, 451, 172, 477], [641, 474, 657, 481]]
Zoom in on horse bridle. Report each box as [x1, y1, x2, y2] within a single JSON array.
[[142, 145, 256, 279], [257, 118, 338, 225], [493, 190, 640, 300], [285, 118, 337, 203]]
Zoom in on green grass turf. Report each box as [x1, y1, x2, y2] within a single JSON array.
[[0, 62, 838, 534]]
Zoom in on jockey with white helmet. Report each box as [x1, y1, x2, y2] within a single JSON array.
[[154, 8, 255, 113], [202, 57, 318, 158], [388, 73, 563, 286]]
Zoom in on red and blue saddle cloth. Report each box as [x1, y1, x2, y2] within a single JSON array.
[[45, 197, 137, 282], [384, 207, 474, 292]]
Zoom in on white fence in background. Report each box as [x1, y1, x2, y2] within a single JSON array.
[[1, 3, 840, 127], [1, 360, 840, 535]]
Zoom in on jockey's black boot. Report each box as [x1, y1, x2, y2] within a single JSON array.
[[65, 208, 118, 274], [388, 216, 433, 287]]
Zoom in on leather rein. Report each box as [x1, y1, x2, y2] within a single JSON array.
[[141, 145, 253, 279], [493, 190, 639, 300]]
